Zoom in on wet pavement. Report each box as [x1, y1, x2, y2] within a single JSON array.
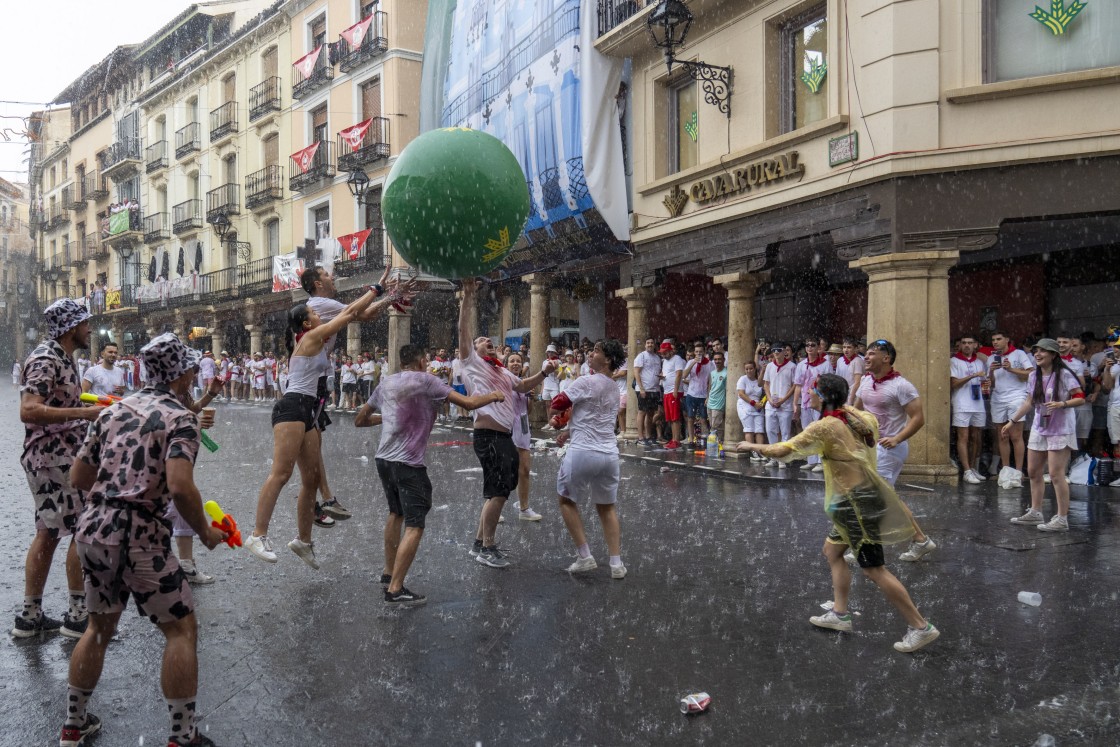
[[1, 383, 1118, 746]]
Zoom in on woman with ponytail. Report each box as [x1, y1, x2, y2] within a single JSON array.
[[736, 373, 940, 654], [244, 280, 413, 569]]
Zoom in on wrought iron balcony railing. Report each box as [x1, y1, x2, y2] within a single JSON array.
[[172, 199, 203, 234], [143, 212, 171, 244], [245, 165, 284, 209], [210, 101, 238, 142], [293, 55, 334, 100], [339, 12, 389, 73], [337, 117, 390, 171], [146, 140, 169, 173], [175, 122, 201, 159], [249, 77, 282, 121], [289, 141, 336, 193], [206, 183, 240, 222], [81, 171, 109, 201]]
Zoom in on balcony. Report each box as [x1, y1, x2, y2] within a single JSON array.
[[596, 0, 649, 36], [249, 77, 282, 122], [210, 101, 238, 142], [99, 137, 143, 181], [104, 206, 143, 249], [46, 205, 70, 229], [339, 12, 389, 74], [67, 240, 83, 267], [145, 140, 168, 173], [107, 284, 138, 311], [82, 233, 108, 261], [289, 141, 336, 194], [236, 255, 272, 297], [206, 183, 240, 222], [199, 266, 235, 304], [175, 122, 201, 159], [63, 185, 84, 211], [292, 57, 334, 100], [337, 117, 390, 171], [245, 165, 284, 210], [172, 199, 203, 234], [81, 172, 109, 202], [137, 274, 202, 314], [143, 212, 171, 244], [333, 225, 386, 278]]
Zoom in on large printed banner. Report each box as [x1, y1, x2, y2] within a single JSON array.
[[273, 252, 305, 292], [421, 0, 630, 276]]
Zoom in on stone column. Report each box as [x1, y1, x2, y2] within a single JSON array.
[[613, 286, 654, 441], [850, 250, 959, 483], [713, 271, 770, 452], [499, 292, 515, 344], [387, 307, 411, 374], [246, 324, 263, 355], [524, 273, 551, 374], [346, 323, 362, 358], [210, 325, 224, 357], [111, 323, 124, 351]]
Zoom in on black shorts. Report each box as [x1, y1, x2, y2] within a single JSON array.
[[342, 382, 357, 393], [359, 379, 372, 400], [827, 485, 887, 569], [316, 376, 332, 432], [473, 429, 519, 498], [272, 393, 319, 432], [375, 459, 433, 528], [637, 391, 660, 413]]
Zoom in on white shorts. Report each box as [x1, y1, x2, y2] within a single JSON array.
[[765, 406, 793, 444], [165, 502, 195, 538], [876, 439, 909, 486], [952, 410, 986, 428], [738, 408, 764, 434], [1106, 405, 1120, 445], [990, 399, 1021, 424], [619, 391, 627, 410], [1027, 430, 1078, 452], [557, 449, 619, 505]]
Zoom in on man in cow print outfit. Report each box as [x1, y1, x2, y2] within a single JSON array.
[[14, 299, 100, 641], [60, 333, 225, 747]]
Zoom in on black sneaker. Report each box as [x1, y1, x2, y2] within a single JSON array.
[[468, 539, 483, 557], [379, 573, 392, 587], [11, 613, 62, 638], [320, 498, 352, 520], [385, 587, 427, 607], [60, 613, 88, 640], [313, 504, 336, 528], [59, 713, 101, 747], [476, 546, 511, 569]]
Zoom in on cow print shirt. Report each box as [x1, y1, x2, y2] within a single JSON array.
[[20, 339, 87, 470]]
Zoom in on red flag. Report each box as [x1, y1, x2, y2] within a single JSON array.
[[291, 142, 321, 174], [339, 119, 374, 150], [337, 229, 372, 260], [340, 16, 374, 50], [293, 46, 322, 78]]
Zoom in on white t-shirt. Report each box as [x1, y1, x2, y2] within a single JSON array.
[[461, 349, 522, 431], [615, 361, 628, 396], [306, 296, 346, 376], [685, 359, 712, 398], [988, 347, 1033, 404], [451, 358, 464, 387], [83, 364, 125, 396], [950, 355, 986, 414], [1109, 362, 1120, 407], [856, 372, 920, 439], [763, 360, 796, 411], [1061, 356, 1087, 387], [565, 373, 620, 455], [540, 357, 561, 396], [341, 364, 357, 385], [633, 350, 662, 392], [835, 355, 865, 386], [360, 360, 376, 381], [661, 355, 686, 394], [736, 374, 764, 419]]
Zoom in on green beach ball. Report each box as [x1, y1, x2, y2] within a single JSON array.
[[383, 127, 530, 279]]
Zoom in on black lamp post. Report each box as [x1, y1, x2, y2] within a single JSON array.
[[646, 0, 733, 117], [211, 211, 231, 243], [347, 168, 371, 205]]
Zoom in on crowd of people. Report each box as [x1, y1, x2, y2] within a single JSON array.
[[15, 266, 1120, 746]]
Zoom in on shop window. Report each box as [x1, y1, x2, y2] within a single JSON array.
[[984, 0, 1120, 82], [669, 79, 698, 174], [780, 5, 828, 134]]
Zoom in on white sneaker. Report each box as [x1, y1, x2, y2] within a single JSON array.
[[1036, 514, 1069, 532], [777, 461, 788, 470], [1043, 474, 1052, 484], [610, 563, 627, 579], [799, 463, 814, 471], [963, 470, 983, 484], [812, 464, 824, 473], [567, 556, 597, 573], [180, 559, 215, 585], [1110, 477, 1120, 487], [809, 609, 853, 632], [843, 549, 857, 565], [893, 623, 940, 653], [498, 514, 506, 524], [519, 508, 543, 521], [765, 458, 779, 468], [287, 538, 320, 570], [244, 534, 278, 563], [899, 537, 937, 562], [1010, 509, 1044, 525]]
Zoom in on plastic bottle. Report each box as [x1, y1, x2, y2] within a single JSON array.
[[1017, 591, 1042, 607], [705, 430, 719, 458]]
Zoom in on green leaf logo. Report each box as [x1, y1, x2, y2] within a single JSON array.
[[801, 58, 827, 94], [1029, 0, 1087, 35], [683, 111, 698, 142]]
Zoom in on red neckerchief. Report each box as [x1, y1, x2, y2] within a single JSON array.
[[842, 355, 855, 364], [693, 356, 710, 370], [771, 360, 790, 372], [807, 356, 827, 368], [953, 353, 977, 362], [824, 408, 875, 447], [482, 356, 505, 369], [1004, 345, 1018, 354], [295, 331, 306, 344], [1061, 355, 1074, 362], [868, 369, 901, 390]]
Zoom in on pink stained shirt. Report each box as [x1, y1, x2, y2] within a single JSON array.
[[856, 372, 920, 439]]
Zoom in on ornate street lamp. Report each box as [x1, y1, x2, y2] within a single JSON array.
[[646, 0, 733, 117], [211, 211, 231, 243], [347, 168, 371, 205]]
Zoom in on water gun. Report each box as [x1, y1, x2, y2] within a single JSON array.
[[80, 392, 122, 407], [200, 431, 220, 453], [203, 500, 242, 548]]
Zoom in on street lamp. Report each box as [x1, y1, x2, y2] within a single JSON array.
[[116, 243, 134, 260], [211, 211, 231, 243], [347, 168, 371, 205], [646, 0, 733, 117]]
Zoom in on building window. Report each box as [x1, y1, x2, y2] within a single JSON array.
[[265, 219, 280, 256], [669, 79, 698, 174], [311, 104, 328, 144], [780, 6, 828, 134], [984, 0, 1120, 83], [313, 205, 330, 240]]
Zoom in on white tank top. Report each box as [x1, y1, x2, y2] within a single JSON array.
[[286, 354, 321, 397]]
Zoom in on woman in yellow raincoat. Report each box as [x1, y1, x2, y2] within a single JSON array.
[[737, 373, 940, 653]]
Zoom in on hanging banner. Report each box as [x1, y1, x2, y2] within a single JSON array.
[[340, 16, 374, 50], [337, 229, 372, 261], [272, 252, 305, 292], [293, 45, 322, 78], [291, 142, 320, 174], [339, 119, 373, 150], [108, 210, 130, 235]]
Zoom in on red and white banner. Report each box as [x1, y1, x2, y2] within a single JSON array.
[[337, 229, 372, 260], [340, 16, 374, 50], [339, 119, 373, 150], [273, 252, 305, 292], [291, 142, 321, 174], [293, 45, 322, 78]]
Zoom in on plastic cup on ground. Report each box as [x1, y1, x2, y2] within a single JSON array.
[[1018, 591, 1042, 607]]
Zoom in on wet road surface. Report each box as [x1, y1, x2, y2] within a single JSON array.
[[0, 384, 1118, 746]]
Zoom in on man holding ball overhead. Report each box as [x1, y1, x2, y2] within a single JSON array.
[[458, 280, 557, 568]]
